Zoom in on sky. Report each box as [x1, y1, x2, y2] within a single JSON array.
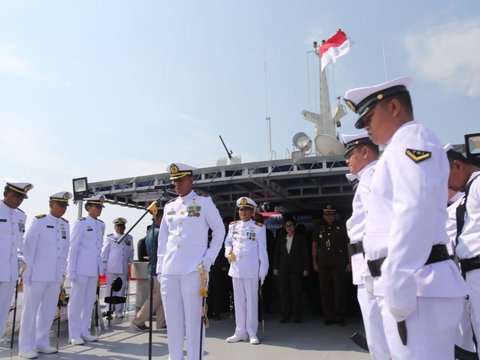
[[1, 0, 479, 248]]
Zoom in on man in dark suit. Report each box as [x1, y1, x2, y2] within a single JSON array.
[[273, 216, 309, 323]]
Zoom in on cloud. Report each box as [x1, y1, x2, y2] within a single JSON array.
[[0, 43, 41, 79], [404, 18, 480, 97]]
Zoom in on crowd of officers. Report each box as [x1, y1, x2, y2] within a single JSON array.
[[0, 172, 353, 360], [1, 77, 479, 360]]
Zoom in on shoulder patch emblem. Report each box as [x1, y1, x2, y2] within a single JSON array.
[[35, 214, 46, 219], [405, 148, 432, 163], [166, 197, 178, 204], [194, 190, 210, 197]]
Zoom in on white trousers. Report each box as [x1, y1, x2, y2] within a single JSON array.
[[19, 281, 60, 352], [105, 272, 128, 312], [161, 272, 204, 360], [456, 296, 476, 352], [466, 269, 480, 356], [0, 281, 15, 337], [231, 277, 258, 337], [357, 285, 390, 359], [68, 275, 97, 339], [380, 296, 463, 360]]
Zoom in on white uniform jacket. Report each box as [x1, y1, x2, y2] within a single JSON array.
[[67, 215, 105, 277], [23, 214, 70, 282], [457, 172, 480, 260], [156, 190, 225, 275], [446, 192, 464, 256], [101, 232, 134, 274], [346, 160, 377, 285], [364, 121, 467, 318], [0, 201, 26, 282], [224, 219, 269, 279]]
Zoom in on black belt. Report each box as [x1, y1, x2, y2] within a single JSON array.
[[367, 244, 451, 278], [460, 255, 480, 274], [348, 242, 364, 255]]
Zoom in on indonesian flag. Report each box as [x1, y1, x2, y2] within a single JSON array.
[[319, 29, 351, 71]]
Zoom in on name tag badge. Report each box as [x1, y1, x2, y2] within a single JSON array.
[[47, 225, 54, 229]]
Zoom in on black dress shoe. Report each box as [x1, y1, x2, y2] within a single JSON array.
[[293, 318, 302, 324], [213, 313, 222, 321], [280, 317, 290, 323], [336, 319, 346, 327], [324, 319, 336, 326]]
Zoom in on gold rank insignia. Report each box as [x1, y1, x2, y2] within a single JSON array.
[[405, 148, 432, 163]]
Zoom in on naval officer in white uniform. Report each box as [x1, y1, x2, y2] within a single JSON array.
[[224, 197, 268, 345], [342, 133, 390, 359], [0, 180, 32, 339], [18, 191, 71, 359], [446, 145, 480, 357], [101, 217, 134, 317], [344, 76, 467, 359], [157, 163, 225, 360], [67, 194, 106, 345]]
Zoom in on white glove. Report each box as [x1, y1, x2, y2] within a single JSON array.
[[69, 272, 78, 283], [364, 275, 374, 295], [200, 258, 212, 272], [388, 304, 413, 323], [259, 276, 265, 286], [18, 258, 26, 274]]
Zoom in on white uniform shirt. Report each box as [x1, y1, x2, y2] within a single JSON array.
[[22, 214, 70, 282], [346, 160, 377, 285], [0, 201, 26, 282], [364, 121, 467, 317], [224, 219, 269, 279], [457, 172, 480, 259], [156, 190, 225, 275], [101, 232, 134, 274], [446, 192, 464, 256], [67, 215, 105, 277]]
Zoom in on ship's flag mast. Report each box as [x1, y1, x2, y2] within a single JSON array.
[[300, 29, 352, 156]]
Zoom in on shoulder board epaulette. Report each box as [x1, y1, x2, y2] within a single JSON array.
[[255, 221, 264, 227], [194, 190, 210, 197], [405, 148, 432, 163], [17, 208, 25, 214], [166, 196, 178, 204], [79, 217, 86, 221], [107, 233, 114, 237], [35, 214, 46, 219], [98, 219, 104, 223], [229, 220, 238, 225], [61, 217, 69, 223]]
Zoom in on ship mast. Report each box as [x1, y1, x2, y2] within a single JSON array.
[[301, 40, 345, 156]]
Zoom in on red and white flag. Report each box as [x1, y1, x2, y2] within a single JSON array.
[[318, 29, 352, 71]]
